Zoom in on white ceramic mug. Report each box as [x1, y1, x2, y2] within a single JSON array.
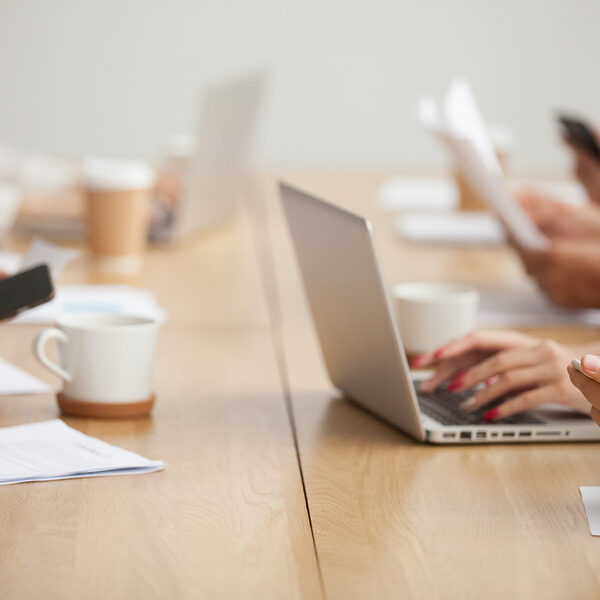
[[34, 313, 160, 415], [392, 282, 479, 356]]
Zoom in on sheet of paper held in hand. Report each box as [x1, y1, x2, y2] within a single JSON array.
[[0, 420, 165, 486], [417, 78, 549, 251]]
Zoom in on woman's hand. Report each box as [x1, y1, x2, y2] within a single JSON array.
[[413, 330, 590, 421], [566, 136, 600, 205], [516, 189, 600, 240], [568, 354, 600, 427], [517, 239, 600, 309]]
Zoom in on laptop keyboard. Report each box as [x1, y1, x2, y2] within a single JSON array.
[[417, 386, 544, 426]]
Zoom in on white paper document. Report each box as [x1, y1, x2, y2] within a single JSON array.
[[378, 177, 459, 212], [12, 284, 167, 324], [580, 487, 600, 536], [0, 249, 22, 274], [0, 358, 51, 395], [20, 238, 79, 276], [0, 238, 78, 278], [0, 420, 165, 485], [478, 286, 600, 328], [417, 78, 549, 251], [396, 212, 506, 245]]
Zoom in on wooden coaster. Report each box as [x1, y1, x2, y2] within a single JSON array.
[[57, 392, 155, 419]]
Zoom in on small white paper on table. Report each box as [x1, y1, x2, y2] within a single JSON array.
[[378, 177, 459, 212], [0, 420, 165, 485], [0, 238, 78, 279], [580, 487, 600, 536], [478, 286, 600, 328], [0, 249, 22, 274], [20, 238, 79, 276], [0, 358, 51, 395], [12, 285, 167, 324], [396, 212, 506, 245]]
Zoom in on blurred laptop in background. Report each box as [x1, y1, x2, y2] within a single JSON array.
[[150, 71, 267, 242], [12, 71, 267, 244]]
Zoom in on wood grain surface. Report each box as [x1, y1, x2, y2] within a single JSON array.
[[0, 209, 321, 599], [4, 170, 600, 599], [259, 170, 600, 600]]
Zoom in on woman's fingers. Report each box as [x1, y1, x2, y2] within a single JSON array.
[[451, 344, 547, 392], [410, 348, 440, 369], [418, 352, 481, 393], [483, 386, 553, 421], [416, 330, 536, 367], [568, 365, 600, 411], [581, 354, 600, 383], [459, 365, 546, 413], [591, 406, 600, 428]]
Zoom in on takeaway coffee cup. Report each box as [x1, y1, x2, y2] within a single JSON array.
[[34, 313, 160, 418], [82, 157, 156, 273], [392, 282, 479, 357]]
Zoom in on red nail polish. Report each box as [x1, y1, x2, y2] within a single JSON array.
[[483, 408, 500, 422], [410, 354, 425, 367], [447, 371, 467, 392]]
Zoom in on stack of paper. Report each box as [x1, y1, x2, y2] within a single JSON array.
[[0, 420, 165, 485], [12, 284, 167, 324]]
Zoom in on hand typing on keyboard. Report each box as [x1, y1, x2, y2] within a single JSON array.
[[417, 383, 542, 426], [410, 330, 593, 422]]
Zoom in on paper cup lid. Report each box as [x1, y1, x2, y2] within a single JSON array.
[[82, 157, 156, 191]]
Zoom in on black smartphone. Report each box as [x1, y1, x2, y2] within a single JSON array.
[[558, 113, 600, 162], [0, 264, 54, 322]]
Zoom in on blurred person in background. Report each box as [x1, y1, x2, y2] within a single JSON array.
[[410, 129, 600, 422], [515, 126, 600, 308]]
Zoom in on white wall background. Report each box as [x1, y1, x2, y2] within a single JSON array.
[[0, 0, 598, 174]]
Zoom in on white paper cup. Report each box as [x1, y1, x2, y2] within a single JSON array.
[[392, 282, 479, 356], [82, 157, 156, 273]]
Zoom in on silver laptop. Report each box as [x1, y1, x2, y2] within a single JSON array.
[[280, 182, 600, 444], [156, 71, 267, 241]]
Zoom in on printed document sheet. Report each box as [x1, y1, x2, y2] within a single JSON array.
[[12, 285, 167, 324], [0, 419, 165, 485]]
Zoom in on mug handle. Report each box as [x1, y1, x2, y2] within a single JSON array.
[[33, 328, 73, 382]]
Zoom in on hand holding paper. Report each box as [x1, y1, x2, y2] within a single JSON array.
[[418, 78, 549, 251]]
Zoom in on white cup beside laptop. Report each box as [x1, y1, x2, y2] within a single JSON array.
[[34, 313, 160, 418], [392, 282, 479, 358]]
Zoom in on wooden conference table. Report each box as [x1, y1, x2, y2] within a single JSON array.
[[1, 171, 600, 599]]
